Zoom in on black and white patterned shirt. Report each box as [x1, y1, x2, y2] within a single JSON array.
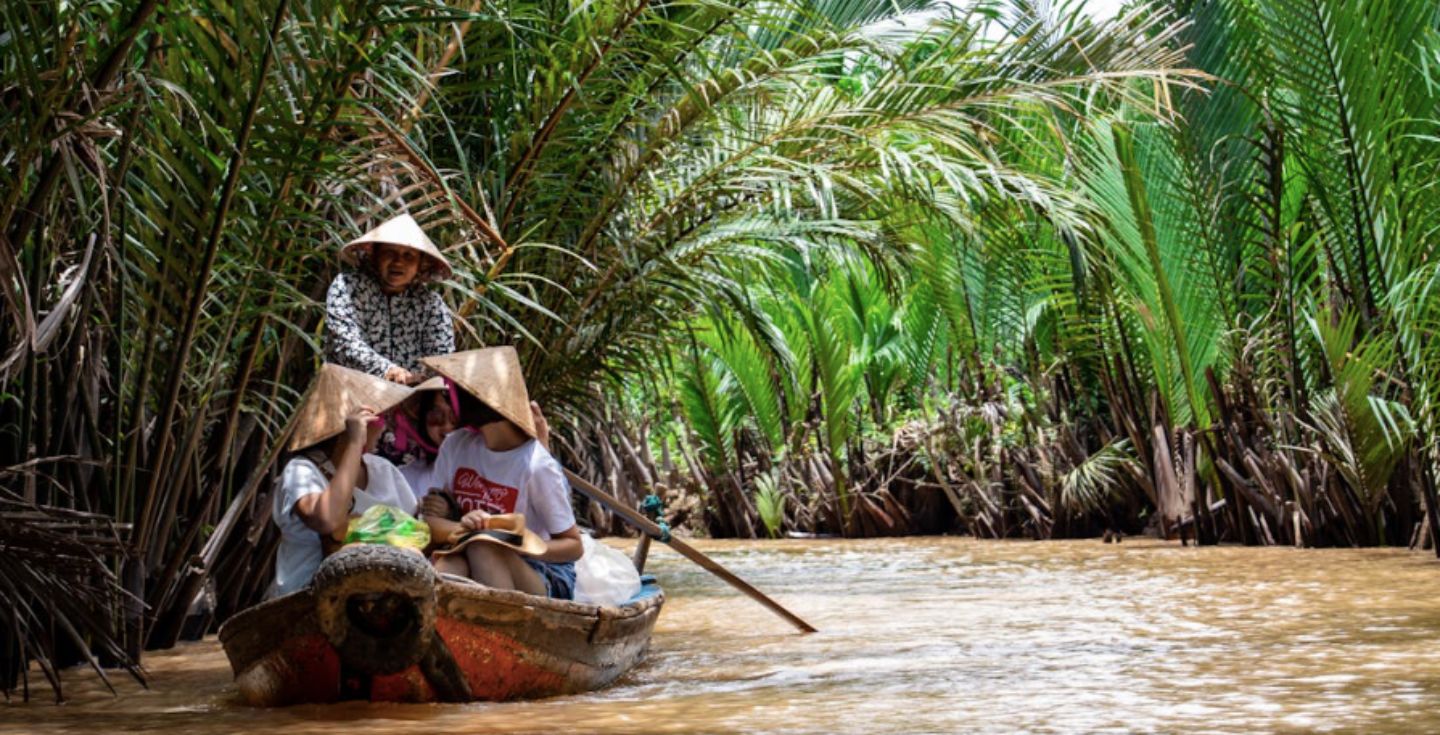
[[324, 270, 455, 376]]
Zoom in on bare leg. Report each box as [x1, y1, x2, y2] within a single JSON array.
[[433, 553, 469, 577], [464, 544, 546, 595], [502, 553, 546, 597], [464, 544, 516, 589]]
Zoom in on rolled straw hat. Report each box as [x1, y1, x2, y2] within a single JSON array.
[[341, 213, 453, 282], [422, 347, 536, 438], [288, 364, 415, 452], [433, 513, 547, 558]]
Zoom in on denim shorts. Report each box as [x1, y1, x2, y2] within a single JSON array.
[[524, 559, 576, 600]]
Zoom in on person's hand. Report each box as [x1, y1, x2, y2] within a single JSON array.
[[384, 365, 416, 385], [420, 493, 451, 519], [530, 401, 551, 450], [461, 509, 491, 530], [344, 406, 378, 444]]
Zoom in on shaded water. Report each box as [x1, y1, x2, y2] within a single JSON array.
[[7, 538, 1440, 733]]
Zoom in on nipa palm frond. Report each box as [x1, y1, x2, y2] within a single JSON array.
[[1057, 439, 1136, 517]]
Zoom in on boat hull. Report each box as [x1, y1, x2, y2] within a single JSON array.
[[219, 545, 663, 705]]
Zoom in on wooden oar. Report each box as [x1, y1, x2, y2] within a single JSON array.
[[563, 469, 818, 634]]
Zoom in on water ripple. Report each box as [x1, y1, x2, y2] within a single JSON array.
[[7, 538, 1440, 734]]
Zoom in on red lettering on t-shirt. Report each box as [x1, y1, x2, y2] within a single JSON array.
[[451, 467, 519, 514]]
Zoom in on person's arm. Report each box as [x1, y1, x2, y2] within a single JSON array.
[[419, 434, 463, 541], [294, 409, 371, 535], [537, 524, 583, 563], [276, 460, 327, 532], [421, 492, 466, 542], [325, 273, 397, 378], [529, 401, 551, 451]]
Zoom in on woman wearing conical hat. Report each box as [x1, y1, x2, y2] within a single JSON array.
[[417, 347, 582, 600], [325, 213, 454, 387], [267, 364, 419, 599]]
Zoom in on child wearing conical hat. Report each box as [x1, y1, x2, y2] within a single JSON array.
[[325, 213, 455, 387], [418, 347, 582, 599], [394, 378, 457, 501], [267, 365, 419, 599]]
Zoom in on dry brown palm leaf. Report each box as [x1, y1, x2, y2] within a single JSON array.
[[0, 487, 143, 702]]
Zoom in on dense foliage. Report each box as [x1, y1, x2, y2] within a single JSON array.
[[635, 0, 1440, 551], [3, 0, 1438, 699]]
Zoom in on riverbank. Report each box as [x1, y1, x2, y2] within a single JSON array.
[[6, 538, 1440, 734]]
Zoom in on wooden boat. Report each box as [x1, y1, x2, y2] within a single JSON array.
[[219, 544, 664, 705]]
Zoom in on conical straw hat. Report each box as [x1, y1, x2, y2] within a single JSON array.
[[341, 213, 453, 281], [289, 364, 416, 452], [396, 375, 449, 421], [422, 347, 536, 438], [414, 376, 447, 392], [397, 376, 448, 411]]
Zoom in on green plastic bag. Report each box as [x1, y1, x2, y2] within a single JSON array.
[[343, 504, 431, 551]]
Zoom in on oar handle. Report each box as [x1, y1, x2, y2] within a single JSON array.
[[564, 469, 817, 634]]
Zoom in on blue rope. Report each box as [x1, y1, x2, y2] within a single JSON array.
[[641, 494, 670, 542]]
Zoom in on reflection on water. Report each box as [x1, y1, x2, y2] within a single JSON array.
[[7, 538, 1440, 733]]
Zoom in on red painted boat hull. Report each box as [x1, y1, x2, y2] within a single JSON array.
[[219, 546, 663, 706]]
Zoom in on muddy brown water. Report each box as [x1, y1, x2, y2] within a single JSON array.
[[6, 538, 1440, 734]]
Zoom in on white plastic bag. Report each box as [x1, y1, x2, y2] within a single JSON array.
[[574, 534, 642, 606]]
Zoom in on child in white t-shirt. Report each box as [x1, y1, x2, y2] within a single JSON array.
[[420, 348, 581, 599], [268, 365, 417, 599]]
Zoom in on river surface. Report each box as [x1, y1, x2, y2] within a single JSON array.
[[6, 538, 1440, 733]]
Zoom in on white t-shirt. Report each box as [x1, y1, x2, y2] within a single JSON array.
[[267, 453, 417, 598], [430, 429, 575, 540], [399, 458, 437, 501]]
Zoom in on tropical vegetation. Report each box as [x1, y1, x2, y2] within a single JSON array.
[[3, 0, 1439, 702], [632, 0, 1440, 552]]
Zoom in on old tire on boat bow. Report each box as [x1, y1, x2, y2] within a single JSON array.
[[312, 544, 437, 675]]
